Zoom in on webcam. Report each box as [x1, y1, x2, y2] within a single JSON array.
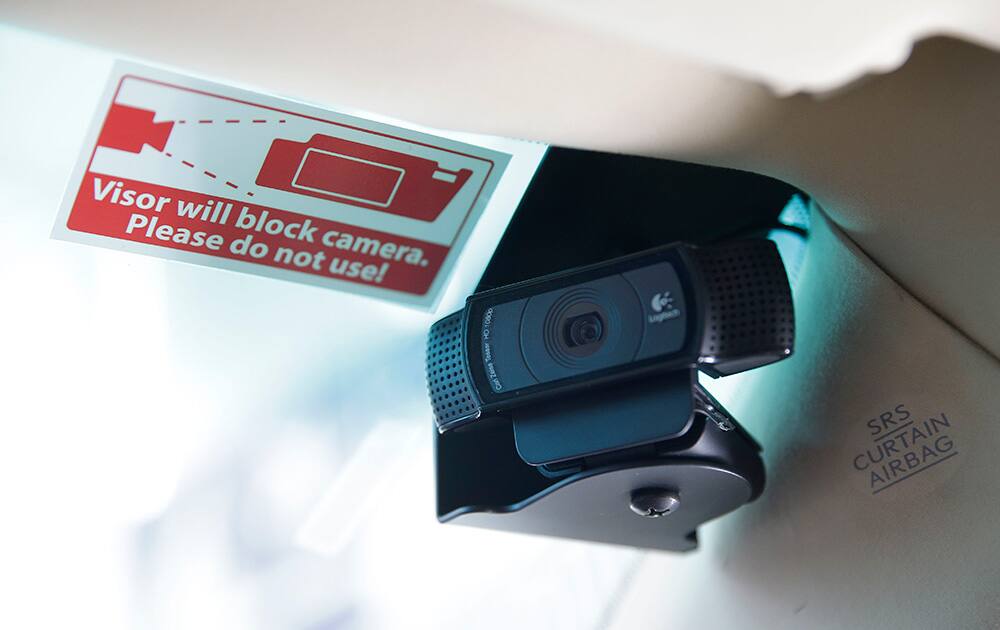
[[427, 237, 795, 551], [427, 239, 794, 432]]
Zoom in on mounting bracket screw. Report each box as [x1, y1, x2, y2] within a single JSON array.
[[629, 488, 680, 518]]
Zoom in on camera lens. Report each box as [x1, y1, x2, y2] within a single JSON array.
[[539, 291, 616, 367], [565, 312, 604, 347]]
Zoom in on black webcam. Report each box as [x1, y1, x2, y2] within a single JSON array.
[[426, 144, 802, 551], [428, 239, 794, 433], [427, 238, 795, 551]]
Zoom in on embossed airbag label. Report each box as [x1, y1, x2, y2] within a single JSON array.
[[851, 404, 959, 495]]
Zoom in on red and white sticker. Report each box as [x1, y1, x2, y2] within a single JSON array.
[[53, 61, 516, 308]]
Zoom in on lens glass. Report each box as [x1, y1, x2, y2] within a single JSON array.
[[565, 312, 604, 347]]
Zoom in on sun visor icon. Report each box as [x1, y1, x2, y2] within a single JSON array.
[[255, 134, 473, 221]]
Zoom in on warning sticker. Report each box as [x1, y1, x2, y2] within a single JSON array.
[[53, 61, 514, 307]]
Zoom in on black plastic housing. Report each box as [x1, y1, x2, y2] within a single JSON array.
[[431, 146, 801, 551], [436, 371, 765, 551], [428, 240, 793, 432]]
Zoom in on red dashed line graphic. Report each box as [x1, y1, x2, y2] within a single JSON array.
[[160, 116, 288, 195], [154, 116, 286, 196], [172, 118, 286, 125], [160, 151, 256, 197]]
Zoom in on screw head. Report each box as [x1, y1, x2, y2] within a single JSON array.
[[629, 488, 680, 518]]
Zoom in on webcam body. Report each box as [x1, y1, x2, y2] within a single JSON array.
[[428, 238, 794, 551], [428, 239, 794, 433]]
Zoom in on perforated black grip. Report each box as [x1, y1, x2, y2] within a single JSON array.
[[426, 312, 481, 430], [692, 240, 794, 376]]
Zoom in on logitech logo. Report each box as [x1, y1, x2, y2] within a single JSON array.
[[648, 291, 681, 324], [651, 292, 673, 313]]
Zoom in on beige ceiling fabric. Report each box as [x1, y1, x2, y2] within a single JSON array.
[[491, 0, 1000, 94], [750, 38, 1000, 362]]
